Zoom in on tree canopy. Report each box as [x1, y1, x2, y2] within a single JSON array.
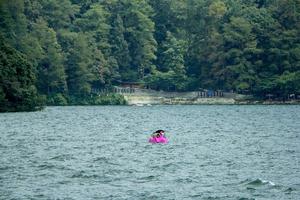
[[0, 0, 299, 110]]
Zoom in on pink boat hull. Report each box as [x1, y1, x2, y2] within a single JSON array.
[[149, 136, 168, 143]]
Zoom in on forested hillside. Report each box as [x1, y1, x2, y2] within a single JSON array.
[[1, 0, 300, 110]]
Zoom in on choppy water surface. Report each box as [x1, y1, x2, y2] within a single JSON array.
[[0, 105, 300, 200]]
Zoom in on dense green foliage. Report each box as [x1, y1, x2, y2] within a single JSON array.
[[1, 0, 300, 111], [68, 94, 127, 106], [0, 36, 44, 111]]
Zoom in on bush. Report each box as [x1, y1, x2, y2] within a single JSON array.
[[0, 39, 46, 112], [68, 94, 127, 105], [91, 94, 127, 105], [47, 93, 68, 106]]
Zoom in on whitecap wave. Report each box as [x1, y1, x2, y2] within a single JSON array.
[[246, 178, 275, 186]]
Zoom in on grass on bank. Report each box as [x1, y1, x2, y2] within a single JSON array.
[[47, 93, 127, 106]]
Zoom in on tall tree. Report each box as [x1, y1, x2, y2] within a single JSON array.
[[146, 32, 187, 91], [32, 19, 67, 96], [109, 14, 131, 81], [121, 0, 157, 80], [40, 0, 79, 30], [65, 33, 95, 96], [0, 37, 44, 111]]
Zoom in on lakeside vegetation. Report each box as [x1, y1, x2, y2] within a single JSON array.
[[47, 93, 126, 106], [0, 0, 300, 111]]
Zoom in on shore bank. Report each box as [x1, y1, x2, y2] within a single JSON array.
[[124, 95, 236, 105], [122, 91, 300, 105]]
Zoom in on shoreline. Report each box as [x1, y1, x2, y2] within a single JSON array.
[[2, 96, 299, 113], [123, 94, 300, 106], [2, 101, 300, 113], [236, 100, 300, 105]]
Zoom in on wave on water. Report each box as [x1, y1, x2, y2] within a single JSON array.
[[93, 156, 110, 162], [0, 166, 10, 171], [243, 178, 275, 186], [37, 163, 56, 170], [70, 170, 108, 180], [242, 178, 300, 197], [1, 106, 300, 200], [50, 154, 74, 161], [284, 187, 298, 194], [135, 175, 156, 182]]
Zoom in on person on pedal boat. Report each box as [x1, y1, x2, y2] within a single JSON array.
[[149, 130, 168, 143], [151, 130, 165, 138]]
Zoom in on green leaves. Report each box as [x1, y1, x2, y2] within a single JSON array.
[[208, 0, 227, 19], [40, 0, 79, 30], [145, 31, 187, 91], [0, 39, 45, 111], [31, 19, 67, 96], [1, 0, 300, 110]]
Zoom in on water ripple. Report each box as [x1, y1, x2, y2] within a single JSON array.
[[0, 105, 299, 199]]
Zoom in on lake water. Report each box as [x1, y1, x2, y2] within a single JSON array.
[[0, 105, 299, 200]]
